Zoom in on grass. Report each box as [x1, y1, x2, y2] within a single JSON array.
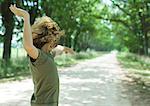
[[117, 52, 150, 86], [0, 57, 30, 78], [0, 48, 105, 79], [117, 52, 150, 70], [55, 50, 104, 67], [0, 48, 27, 59], [0, 48, 29, 78]]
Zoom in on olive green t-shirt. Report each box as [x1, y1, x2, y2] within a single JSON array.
[[28, 49, 59, 106]]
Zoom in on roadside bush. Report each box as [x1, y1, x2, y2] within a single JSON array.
[[117, 52, 150, 71], [0, 50, 103, 78], [0, 57, 29, 78]]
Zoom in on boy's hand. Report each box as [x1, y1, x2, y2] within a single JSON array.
[[9, 4, 29, 18]]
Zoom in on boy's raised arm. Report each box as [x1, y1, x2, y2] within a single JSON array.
[[9, 4, 38, 59]]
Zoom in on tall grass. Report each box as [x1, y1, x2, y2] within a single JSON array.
[[0, 48, 28, 78], [0, 57, 29, 78], [0, 49, 104, 79], [0, 48, 27, 59], [55, 50, 102, 67], [117, 52, 150, 76]]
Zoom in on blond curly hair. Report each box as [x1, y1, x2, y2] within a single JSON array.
[[31, 16, 64, 50]]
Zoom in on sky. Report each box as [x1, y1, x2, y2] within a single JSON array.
[[102, 0, 112, 6]]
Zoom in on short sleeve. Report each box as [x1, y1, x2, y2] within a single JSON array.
[[30, 49, 48, 66]]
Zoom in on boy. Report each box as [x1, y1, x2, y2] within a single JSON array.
[[9, 4, 64, 106]]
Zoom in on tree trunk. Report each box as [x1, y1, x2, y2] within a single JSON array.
[[138, 10, 149, 55], [144, 32, 148, 55], [29, 0, 39, 24], [2, 27, 14, 61], [73, 30, 80, 51], [64, 32, 72, 48], [42, 0, 53, 17], [1, 0, 14, 62]]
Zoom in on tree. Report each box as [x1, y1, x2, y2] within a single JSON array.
[[41, 0, 99, 51], [95, 0, 150, 55], [1, 0, 15, 62], [0, 0, 41, 62]]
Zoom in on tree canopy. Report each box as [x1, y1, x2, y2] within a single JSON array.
[[0, 0, 150, 61]]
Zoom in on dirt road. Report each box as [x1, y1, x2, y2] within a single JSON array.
[[0, 53, 149, 106]]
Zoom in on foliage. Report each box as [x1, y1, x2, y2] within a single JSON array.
[[117, 52, 150, 76], [74, 50, 100, 60], [117, 52, 150, 88], [55, 50, 103, 67], [0, 57, 29, 78], [94, 0, 150, 55], [42, 0, 99, 51], [0, 0, 149, 57], [0, 49, 103, 78], [54, 54, 76, 67]]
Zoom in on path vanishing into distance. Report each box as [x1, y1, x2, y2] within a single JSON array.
[[0, 52, 149, 106]]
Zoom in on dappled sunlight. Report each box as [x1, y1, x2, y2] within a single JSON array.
[[0, 0, 149, 105], [0, 53, 149, 106], [0, 79, 33, 105], [59, 53, 132, 106]]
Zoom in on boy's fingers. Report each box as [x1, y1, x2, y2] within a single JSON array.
[[9, 7, 15, 13], [9, 6, 13, 10], [9, 5, 12, 9], [9, 6, 15, 10], [14, 4, 16, 7], [9, 4, 16, 13], [9, 6, 12, 10], [9, 4, 13, 8]]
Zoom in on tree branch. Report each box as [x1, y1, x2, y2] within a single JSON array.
[[93, 15, 133, 32], [110, 0, 131, 17]]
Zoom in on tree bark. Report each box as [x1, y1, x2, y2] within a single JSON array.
[[1, 0, 15, 62], [65, 34, 72, 48], [139, 10, 149, 55], [144, 33, 148, 55], [73, 30, 80, 51]]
